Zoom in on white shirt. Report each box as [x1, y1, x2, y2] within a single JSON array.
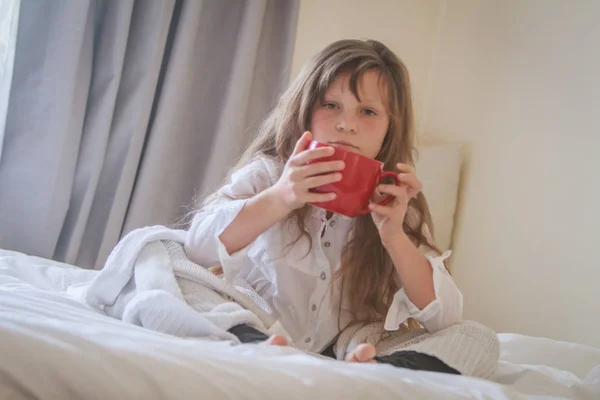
[[185, 157, 463, 352]]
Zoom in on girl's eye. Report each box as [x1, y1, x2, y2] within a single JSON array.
[[362, 108, 377, 116], [323, 102, 338, 109]]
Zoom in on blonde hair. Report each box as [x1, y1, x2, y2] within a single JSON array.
[[200, 39, 438, 328]]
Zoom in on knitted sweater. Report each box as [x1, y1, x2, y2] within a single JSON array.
[[81, 226, 288, 342], [334, 320, 500, 380]]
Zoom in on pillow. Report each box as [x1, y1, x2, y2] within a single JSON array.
[[415, 144, 463, 251]]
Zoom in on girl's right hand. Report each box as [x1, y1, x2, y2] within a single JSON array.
[[270, 131, 345, 211]]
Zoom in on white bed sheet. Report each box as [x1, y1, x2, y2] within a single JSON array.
[[1, 249, 599, 400]]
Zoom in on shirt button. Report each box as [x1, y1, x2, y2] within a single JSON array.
[[329, 220, 336, 227], [320, 272, 327, 280], [323, 241, 331, 248], [305, 337, 311, 343], [311, 304, 317, 311]]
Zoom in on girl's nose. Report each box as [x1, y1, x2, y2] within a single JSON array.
[[336, 112, 357, 133]]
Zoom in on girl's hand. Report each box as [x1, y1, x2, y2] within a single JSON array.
[[369, 163, 422, 246], [269, 131, 345, 212]]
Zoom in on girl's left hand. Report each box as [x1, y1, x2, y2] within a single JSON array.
[[369, 163, 422, 246]]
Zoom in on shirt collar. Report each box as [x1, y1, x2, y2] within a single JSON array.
[[307, 204, 354, 222]]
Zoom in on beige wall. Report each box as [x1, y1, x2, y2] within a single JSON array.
[[293, 0, 600, 347], [424, 0, 600, 348]]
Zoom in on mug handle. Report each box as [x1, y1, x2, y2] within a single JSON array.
[[359, 171, 401, 215]]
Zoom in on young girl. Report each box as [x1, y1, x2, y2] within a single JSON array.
[[184, 39, 463, 371]]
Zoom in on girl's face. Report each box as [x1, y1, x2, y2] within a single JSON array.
[[310, 69, 390, 159]]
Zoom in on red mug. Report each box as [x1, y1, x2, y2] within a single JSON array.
[[307, 141, 400, 217]]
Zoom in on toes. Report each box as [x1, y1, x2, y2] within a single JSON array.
[[345, 343, 377, 363], [264, 334, 288, 346], [356, 343, 377, 362]]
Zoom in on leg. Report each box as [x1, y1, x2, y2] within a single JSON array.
[[374, 350, 460, 374], [345, 344, 460, 374], [342, 321, 498, 378]]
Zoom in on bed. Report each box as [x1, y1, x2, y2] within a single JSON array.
[[2, 144, 599, 399], [1, 248, 599, 400]]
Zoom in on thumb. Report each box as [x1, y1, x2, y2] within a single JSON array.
[[292, 131, 313, 156]]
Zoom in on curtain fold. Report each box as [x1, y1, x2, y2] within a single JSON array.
[[0, 0, 20, 165], [0, 0, 299, 269]]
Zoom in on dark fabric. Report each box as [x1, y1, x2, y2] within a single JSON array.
[[320, 342, 336, 359], [374, 350, 461, 375], [229, 324, 460, 375], [228, 324, 270, 344]]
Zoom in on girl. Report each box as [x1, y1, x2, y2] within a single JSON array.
[[185, 39, 463, 371]]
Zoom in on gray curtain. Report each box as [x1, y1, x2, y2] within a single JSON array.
[[0, 0, 298, 269]]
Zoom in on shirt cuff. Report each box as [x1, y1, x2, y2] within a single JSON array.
[[213, 199, 255, 283], [384, 250, 455, 331]]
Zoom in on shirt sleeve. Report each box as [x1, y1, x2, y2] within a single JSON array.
[[384, 225, 464, 333], [184, 158, 276, 282]]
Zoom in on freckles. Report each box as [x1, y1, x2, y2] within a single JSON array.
[[310, 113, 333, 137], [312, 112, 324, 122], [363, 119, 387, 134], [312, 111, 334, 126]]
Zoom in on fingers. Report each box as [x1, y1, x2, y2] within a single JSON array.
[[290, 146, 335, 166], [291, 131, 313, 157], [292, 160, 345, 180], [306, 192, 337, 203], [302, 172, 342, 189], [395, 163, 421, 196], [397, 174, 422, 196], [377, 184, 409, 199], [396, 163, 415, 174], [369, 185, 408, 216]]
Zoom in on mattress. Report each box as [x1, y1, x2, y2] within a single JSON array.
[[1, 249, 598, 400]]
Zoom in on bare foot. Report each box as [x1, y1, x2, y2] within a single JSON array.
[[345, 343, 377, 363], [264, 334, 288, 346]]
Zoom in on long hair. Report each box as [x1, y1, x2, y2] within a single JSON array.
[[200, 39, 439, 327]]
